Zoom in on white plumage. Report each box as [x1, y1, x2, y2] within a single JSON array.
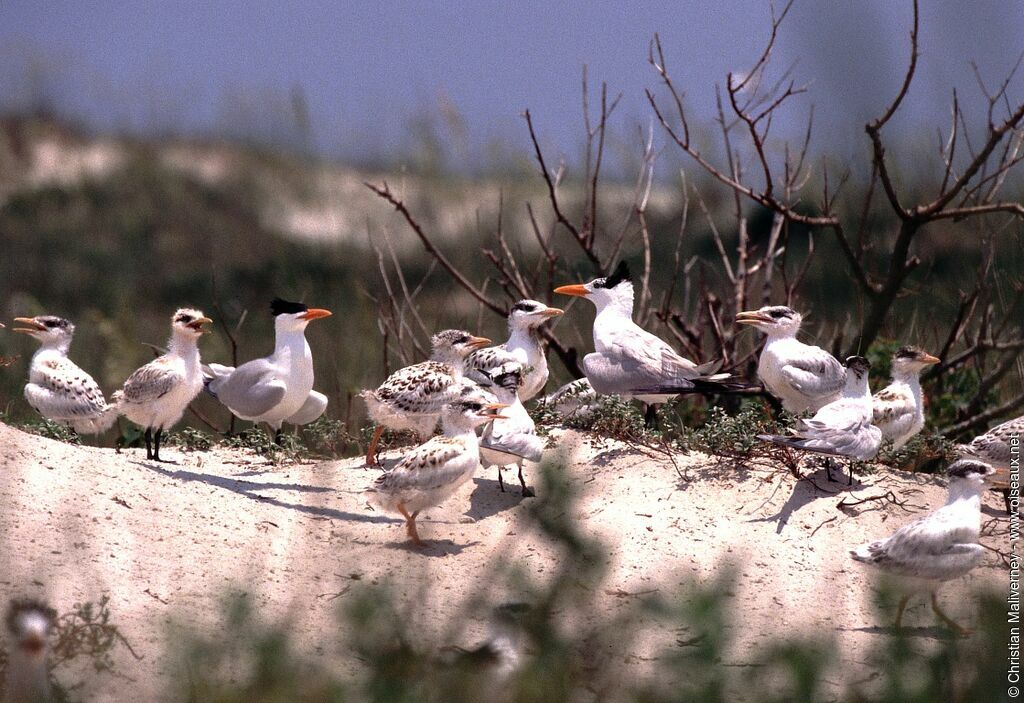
[[4, 599, 55, 703], [758, 356, 882, 476], [736, 305, 845, 414], [204, 298, 332, 440], [479, 362, 545, 497], [14, 316, 119, 434], [365, 386, 507, 546], [465, 300, 563, 401], [115, 308, 211, 461], [850, 459, 996, 634], [871, 345, 939, 449], [957, 414, 1022, 492]]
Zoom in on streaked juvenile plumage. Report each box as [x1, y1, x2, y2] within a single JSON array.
[[361, 329, 490, 464], [14, 315, 119, 434], [115, 308, 211, 461], [872, 345, 939, 449], [479, 362, 545, 497]]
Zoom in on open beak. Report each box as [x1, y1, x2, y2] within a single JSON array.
[[735, 310, 771, 325], [921, 353, 940, 365], [480, 403, 510, 420], [188, 316, 214, 333], [468, 335, 492, 349], [301, 308, 333, 321], [541, 307, 564, 317], [12, 317, 45, 334], [554, 284, 589, 298]]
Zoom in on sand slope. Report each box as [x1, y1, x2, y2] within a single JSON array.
[[0, 422, 1009, 701]]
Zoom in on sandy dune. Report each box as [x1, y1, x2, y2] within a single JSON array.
[[0, 422, 1009, 700]]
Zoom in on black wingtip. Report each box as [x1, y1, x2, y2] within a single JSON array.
[[629, 379, 762, 396]]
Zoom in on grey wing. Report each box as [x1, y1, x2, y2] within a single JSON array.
[[466, 345, 514, 384], [583, 351, 692, 395], [285, 391, 328, 426], [870, 520, 985, 580], [480, 432, 544, 462], [122, 360, 183, 403], [780, 349, 845, 400], [206, 358, 287, 417]]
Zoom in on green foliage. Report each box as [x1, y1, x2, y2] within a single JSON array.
[[561, 394, 648, 441], [876, 431, 957, 474], [0, 411, 81, 444], [166, 426, 215, 452], [679, 402, 786, 458], [221, 427, 306, 462], [301, 416, 361, 458]]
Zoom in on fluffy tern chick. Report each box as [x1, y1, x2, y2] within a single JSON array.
[[4, 599, 56, 703], [872, 345, 939, 449], [479, 363, 545, 497]]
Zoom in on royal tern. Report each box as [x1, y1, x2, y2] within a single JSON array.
[[114, 308, 211, 461], [479, 363, 545, 497], [736, 305, 844, 414], [554, 262, 748, 407], [362, 329, 491, 464], [871, 346, 940, 449], [850, 459, 996, 634], [13, 315, 119, 434], [758, 356, 881, 481], [365, 387, 507, 547], [203, 298, 332, 443], [4, 599, 56, 703], [466, 300, 563, 401]]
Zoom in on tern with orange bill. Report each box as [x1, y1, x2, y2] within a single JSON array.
[[872, 345, 940, 449], [554, 262, 751, 414], [465, 299, 564, 401], [203, 298, 332, 444]]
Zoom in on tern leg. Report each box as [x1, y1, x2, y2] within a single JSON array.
[[847, 460, 854, 486], [894, 594, 910, 631], [930, 593, 971, 636], [824, 458, 837, 482], [518, 462, 534, 498], [643, 404, 659, 430], [497, 466, 506, 492], [274, 428, 283, 446], [398, 503, 425, 548], [365, 426, 384, 466], [153, 428, 163, 462], [144, 429, 153, 460]]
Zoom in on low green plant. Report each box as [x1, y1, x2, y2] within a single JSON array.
[[0, 411, 81, 444], [165, 426, 215, 452]]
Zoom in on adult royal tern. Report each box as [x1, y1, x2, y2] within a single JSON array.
[[850, 459, 996, 635], [554, 262, 749, 408], [13, 315, 119, 434], [758, 356, 881, 481], [871, 346, 939, 449], [114, 308, 211, 462], [736, 305, 844, 414], [4, 599, 56, 703], [479, 363, 545, 497], [365, 387, 507, 547], [466, 300, 563, 401], [203, 298, 332, 443], [361, 329, 491, 465]]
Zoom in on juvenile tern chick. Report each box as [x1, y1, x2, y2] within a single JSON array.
[[758, 356, 881, 481], [736, 305, 844, 413], [4, 599, 56, 703], [554, 262, 746, 406], [365, 388, 507, 547], [539, 378, 603, 420], [13, 315, 119, 434], [850, 459, 996, 635], [203, 298, 332, 443], [466, 300, 563, 401], [479, 363, 545, 497], [362, 330, 491, 465], [871, 346, 939, 449], [114, 308, 211, 462], [957, 414, 1023, 513]]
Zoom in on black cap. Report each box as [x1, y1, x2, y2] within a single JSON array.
[[270, 298, 308, 317]]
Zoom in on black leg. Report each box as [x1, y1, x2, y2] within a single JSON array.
[[274, 428, 283, 446], [153, 428, 163, 462], [497, 466, 506, 492], [145, 428, 153, 460], [847, 460, 854, 486], [824, 457, 836, 482], [644, 404, 659, 430], [518, 464, 535, 498]]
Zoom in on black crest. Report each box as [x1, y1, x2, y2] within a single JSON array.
[[270, 298, 308, 317], [895, 345, 922, 359], [947, 459, 992, 480], [596, 261, 631, 289], [511, 300, 540, 314]]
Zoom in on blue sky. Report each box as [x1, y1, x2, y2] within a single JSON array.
[[1, 1, 1021, 169]]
